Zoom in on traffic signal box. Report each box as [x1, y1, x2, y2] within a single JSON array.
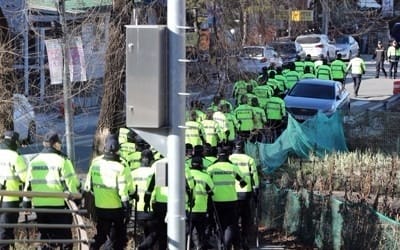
[[125, 25, 168, 128]]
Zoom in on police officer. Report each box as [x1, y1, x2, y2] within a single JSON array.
[[346, 52, 366, 97], [144, 158, 195, 250], [187, 156, 214, 250], [330, 53, 347, 87], [119, 128, 137, 167], [316, 59, 332, 80], [185, 111, 205, 147], [85, 134, 133, 250], [0, 131, 27, 250], [131, 149, 157, 250], [229, 140, 260, 250], [234, 95, 256, 139], [24, 131, 80, 250], [207, 146, 247, 249], [387, 40, 400, 79], [372, 41, 387, 78]]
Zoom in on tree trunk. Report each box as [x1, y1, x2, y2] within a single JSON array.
[[0, 8, 16, 135], [93, 1, 132, 157]]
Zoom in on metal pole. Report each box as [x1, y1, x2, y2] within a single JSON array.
[[58, 0, 75, 163], [39, 28, 45, 103], [24, 27, 29, 96], [167, 0, 186, 249]]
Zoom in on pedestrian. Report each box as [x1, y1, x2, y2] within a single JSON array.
[[316, 58, 332, 80], [187, 156, 214, 250], [84, 134, 134, 250], [372, 41, 387, 78], [330, 53, 347, 87], [206, 145, 247, 249], [346, 52, 366, 97], [23, 131, 81, 250], [0, 131, 27, 250], [229, 140, 260, 250], [387, 40, 400, 79]]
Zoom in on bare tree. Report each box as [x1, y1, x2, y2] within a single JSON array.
[[92, 1, 133, 157]]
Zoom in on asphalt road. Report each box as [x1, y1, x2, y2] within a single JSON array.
[[346, 55, 399, 111]]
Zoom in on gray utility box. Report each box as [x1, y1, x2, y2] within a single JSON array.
[[126, 25, 168, 128]]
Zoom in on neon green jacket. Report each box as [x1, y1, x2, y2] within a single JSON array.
[[0, 146, 27, 202], [85, 156, 132, 209], [27, 147, 80, 207]]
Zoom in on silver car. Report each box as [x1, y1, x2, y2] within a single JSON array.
[[237, 45, 283, 74], [334, 35, 360, 61], [295, 34, 337, 61], [284, 79, 350, 121]]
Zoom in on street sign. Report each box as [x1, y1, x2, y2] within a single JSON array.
[[291, 10, 313, 22]]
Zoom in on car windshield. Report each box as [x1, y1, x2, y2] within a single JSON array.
[[296, 36, 321, 44], [289, 83, 334, 99], [240, 47, 264, 57], [270, 43, 296, 53], [335, 36, 349, 44]]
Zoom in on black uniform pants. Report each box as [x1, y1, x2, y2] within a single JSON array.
[[139, 202, 167, 250], [351, 74, 362, 96], [389, 61, 398, 78], [136, 211, 157, 250], [187, 212, 208, 250], [36, 205, 73, 250], [0, 201, 20, 250], [375, 60, 387, 77], [214, 201, 239, 250], [90, 207, 126, 250], [238, 195, 253, 249]]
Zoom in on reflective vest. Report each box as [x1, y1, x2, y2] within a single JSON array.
[[274, 74, 287, 93], [118, 128, 131, 144], [201, 119, 221, 147], [265, 97, 285, 120], [387, 46, 400, 62], [294, 61, 305, 75], [347, 57, 366, 74], [304, 61, 315, 74], [301, 72, 316, 79], [120, 142, 136, 165], [0, 148, 27, 202], [213, 111, 229, 141], [123, 151, 142, 171], [207, 161, 244, 202], [233, 80, 248, 99], [229, 153, 259, 193], [253, 85, 273, 107], [190, 169, 214, 213], [185, 120, 204, 147], [27, 149, 80, 206], [316, 65, 332, 80], [225, 112, 240, 141], [284, 71, 300, 89], [330, 60, 347, 79], [85, 157, 131, 209], [251, 106, 267, 129], [234, 104, 255, 132], [131, 166, 154, 212]]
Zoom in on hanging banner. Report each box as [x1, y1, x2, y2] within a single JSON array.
[[45, 37, 87, 84], [45, 39, 63, 84], [68, 36, 87, 82], [381, 0, 393, 17]]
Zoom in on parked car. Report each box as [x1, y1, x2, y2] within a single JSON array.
[[334, 35, 359, 61], [284, 79, 350, 121], [13, 94, 36, 144], [268, 41, 306, 67], [237, 45, 283, 74], [295, 34, 337, 61]]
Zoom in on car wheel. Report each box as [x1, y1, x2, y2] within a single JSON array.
[[27, 122, 36, 144]]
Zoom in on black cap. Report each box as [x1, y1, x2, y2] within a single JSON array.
[[191, 156, 203, 168], [104, 134, 120, 153], [44, 131, 61, 145]]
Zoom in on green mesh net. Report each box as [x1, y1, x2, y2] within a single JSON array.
[[245, 111, 348, 173], [260, 184, 400, 249]]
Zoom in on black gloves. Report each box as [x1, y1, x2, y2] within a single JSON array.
[[144, 193, 151, 213], [239, 179, 247, 188], [22, 200, 32, 209], [122, 201, 131, 223], [253, 187, 259, 203]]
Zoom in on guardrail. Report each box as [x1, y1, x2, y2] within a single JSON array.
[[0, 190, 93, 250]]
